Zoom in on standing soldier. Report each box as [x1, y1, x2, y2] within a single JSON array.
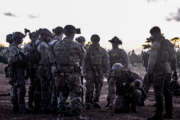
[[53, 25, 84, 120], [49, 26, 64, 112], [76, 36, 87, 105], [23, 30, 41, 112], [147, 26, 177, 120], [84, 34, 110, 109], [7, 32, 27, 114], [108, 36, 128, 68], [36, 29, 52, 113]]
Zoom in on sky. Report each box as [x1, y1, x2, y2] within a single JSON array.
[[0, 0, 180, 52]]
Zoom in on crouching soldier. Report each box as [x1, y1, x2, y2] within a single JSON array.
[[6, 32, 27, 114], [106, 63, 145, 113]]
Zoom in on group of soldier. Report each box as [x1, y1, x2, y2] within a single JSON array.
[[5, 25, 177, 120]]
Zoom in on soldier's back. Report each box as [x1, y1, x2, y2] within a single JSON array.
[[54, 38, 82, 66]]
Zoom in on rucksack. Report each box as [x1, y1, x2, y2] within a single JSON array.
[[54, 39, 81, 67], [28, 42, 41, 64]]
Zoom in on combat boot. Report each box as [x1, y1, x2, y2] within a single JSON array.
[[12, 105, 19, 114], [73, 115, 87, 120], [19, 104, 26, 114], [85, 102, 94, 110], [57, 114, 64, 120], [147, 113, 163, 120], [163, 113, 173, 119], [93, 102, 101, 109]]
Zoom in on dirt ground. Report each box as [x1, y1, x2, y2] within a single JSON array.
[[0, 63, 180, 120]]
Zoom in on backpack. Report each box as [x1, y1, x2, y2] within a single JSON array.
[[28, 42, 41, 64], [54, 39, 81, 67]]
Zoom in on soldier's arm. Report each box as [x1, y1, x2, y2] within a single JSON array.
[[107, 74, 116, 105], [169, 43, 177, 72], [102, 49, 111, 76], [8, 46, 19, 64], [83, 49, 91, 74], [38, 42, 50, 63], [121, 49, 129, 68], [147, 42, 160, 73]]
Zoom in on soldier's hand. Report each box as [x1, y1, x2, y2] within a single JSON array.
[[106, 103, 113, 110], [9, 80, 14, 86]]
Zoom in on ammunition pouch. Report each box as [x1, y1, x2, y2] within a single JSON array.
[[57, 65, 81, 73], [91, 65, 102, 76]]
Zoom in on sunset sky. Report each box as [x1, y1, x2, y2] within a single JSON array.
[[0, 0, 180, 52]]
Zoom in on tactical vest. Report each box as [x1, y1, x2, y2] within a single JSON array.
[[88, 45, 103, 66], [28, 42, 41, 65], [109, 49, 126, 67], [54, 38, 81, 72], [154, 39, 172, 72]]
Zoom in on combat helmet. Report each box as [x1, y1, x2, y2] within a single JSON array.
[[52, 26, 64, 35], [12, 32, 25, 44], [91, 34, 100, 43], [76, 36, 86, 44], [6, 34, 13, 44]]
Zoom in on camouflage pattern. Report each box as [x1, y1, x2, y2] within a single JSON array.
[[129, 50, 138, 66], [147, 35, 176, 117], [23, 42, 41, 111], [36, 40, 52, 112], [108, 47, 128, 68], [84, 43, 110, 104], [107, 63, 145, 112], [53, 37, 84, 116], [7, 42, 26, 113], [48, 36, 62, 111]]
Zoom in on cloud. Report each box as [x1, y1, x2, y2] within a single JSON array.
[[28, 14, 39, 19], [147, 0, 167, 2], [166, 9, 180, 22], [3, 12, 16, 17]]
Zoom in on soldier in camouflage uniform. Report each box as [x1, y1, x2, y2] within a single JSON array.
[[108, 36, 128, 68], [36, 29, 52, 112], [107, 63, 144, 113], [7, 32, 27, 114], [53, 25, 84, 120], [49, 26, 64, 112], [147, 26, 177, 120], [75, 36, 87, 105], [23, 30, 41, 111], [84, 34, 110, 109]]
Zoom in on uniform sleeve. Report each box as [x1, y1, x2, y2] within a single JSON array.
[[83, 48, 91, 73], [8, 46, 20, 64], [168, 42, 177, 72], [107, 75, 116, 104], [102, 49, 110, 75], [147, 41, 160, 73], [121, 50, 129, 68], [38, 42, 50, 64], [22, 44, 33, 60]]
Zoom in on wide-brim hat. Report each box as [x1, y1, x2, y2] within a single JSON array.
[[109, 36, 122, 45]]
